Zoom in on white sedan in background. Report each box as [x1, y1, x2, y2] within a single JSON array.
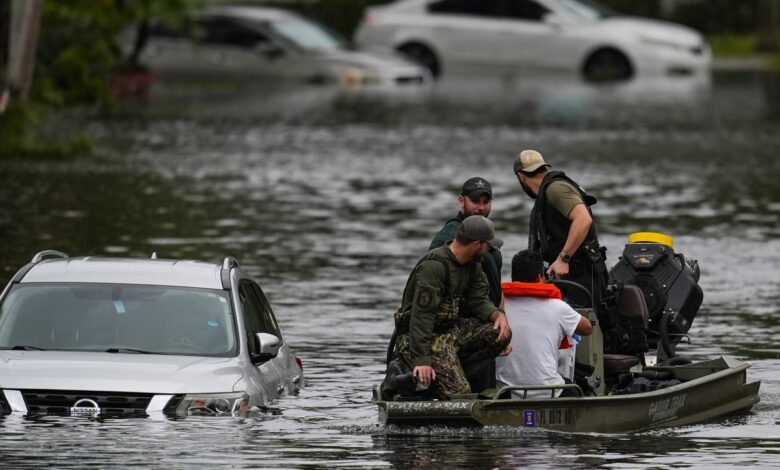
[[135, 5, 430, 89], [354, 0, 711, 81]]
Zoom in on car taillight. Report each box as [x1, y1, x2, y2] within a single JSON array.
[[295, 355, 303, 371]]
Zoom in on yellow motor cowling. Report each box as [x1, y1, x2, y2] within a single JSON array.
[[610, 230, 702, 357], [627, 232, 674, 248]]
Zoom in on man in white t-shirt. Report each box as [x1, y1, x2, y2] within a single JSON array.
[[496, 250, 592, 398]]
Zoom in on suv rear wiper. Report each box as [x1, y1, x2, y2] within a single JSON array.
[[9, 345, 46, 351], [104, 347, 155, 354]]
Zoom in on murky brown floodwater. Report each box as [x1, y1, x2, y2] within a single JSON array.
[[0, 70, 779, 468]]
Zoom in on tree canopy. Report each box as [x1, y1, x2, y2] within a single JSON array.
[[33, 0, 199, 107]]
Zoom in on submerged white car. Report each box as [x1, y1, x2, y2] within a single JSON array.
[[0, 251, 303, 418], [354, 0, 711, 81], [136, 5, 430, 88]]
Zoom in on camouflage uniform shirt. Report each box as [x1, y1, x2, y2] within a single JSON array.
[[398, 244, 497, 367]]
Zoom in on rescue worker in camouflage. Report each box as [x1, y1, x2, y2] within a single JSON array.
[[392, 216, 511, 398], [429, 177, 506, 392]]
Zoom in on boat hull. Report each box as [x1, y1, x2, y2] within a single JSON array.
[[376, 356, 760, 433]]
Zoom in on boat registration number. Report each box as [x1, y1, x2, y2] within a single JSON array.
[[523, 408, 573, 427]]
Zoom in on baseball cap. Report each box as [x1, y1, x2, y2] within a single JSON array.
[[513, 149, 551, 174], [457, 215, 504, 249], [460, 177, 492, 200]]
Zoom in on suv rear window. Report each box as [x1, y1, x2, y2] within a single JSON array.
[[0, 284, 237, 357]]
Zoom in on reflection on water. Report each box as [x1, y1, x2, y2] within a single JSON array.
[[130, 69, 716, 126], [0, 70, 779, 467]]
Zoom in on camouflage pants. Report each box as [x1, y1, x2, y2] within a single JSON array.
[[394, 318, 510, 399]]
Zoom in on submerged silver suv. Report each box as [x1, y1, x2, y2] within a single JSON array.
[[0, 251, 303, 418]]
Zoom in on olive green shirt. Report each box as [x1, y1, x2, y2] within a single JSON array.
[[547, 180, 584, 218], [402, 245, 496, 367]]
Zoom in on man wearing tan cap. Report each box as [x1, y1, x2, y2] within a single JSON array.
[[513, 149, 608, 309]]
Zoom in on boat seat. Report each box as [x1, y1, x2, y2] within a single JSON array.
[[603, 354, 640, 376], [618, 284, 649, 326]]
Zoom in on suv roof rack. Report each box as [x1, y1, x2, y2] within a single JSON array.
[[31, 250, 69, 264], [10, 250, 70, 284], [220, 257, 240, 289]]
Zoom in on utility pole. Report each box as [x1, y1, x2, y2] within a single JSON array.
[[4, 0, 43, 110], [1, 1, 8, 71], [0, 0, 10, 112]]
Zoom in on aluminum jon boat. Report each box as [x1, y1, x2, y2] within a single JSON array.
[[374, 234, 761, 432], [373, 355, 760, 433]]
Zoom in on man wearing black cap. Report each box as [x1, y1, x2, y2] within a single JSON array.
[[430, 177, 503, 309], [429, 177, 505, 392], [513, 149, 608, 310], [388, 215, 511, 399]]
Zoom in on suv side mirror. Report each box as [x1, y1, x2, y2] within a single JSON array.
[[251, 333, 281, 364], [257, 332, 281, 356]]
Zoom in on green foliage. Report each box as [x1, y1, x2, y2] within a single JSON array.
[[671, 0, 763, 34], [0, 103, 38, 150], [33, 0, 200, 107], [772, 55, 780, 71], [0, 0, 199, 159], [0, 103, 92, 160], [707, 35, 759, 56]]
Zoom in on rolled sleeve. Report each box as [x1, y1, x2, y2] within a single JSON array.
[[559, 301, 582, 337], [547, 181, 584, 219]]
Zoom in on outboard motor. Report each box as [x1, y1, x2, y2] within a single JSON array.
[[609, 232, 703, 358]]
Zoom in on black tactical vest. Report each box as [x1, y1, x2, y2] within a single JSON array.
[[529, 171, 600, 264]]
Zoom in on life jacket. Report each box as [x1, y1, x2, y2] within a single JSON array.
[[529, 171, 600, 265], [501, 281, 562, 299], [501, 282, 572, 349]]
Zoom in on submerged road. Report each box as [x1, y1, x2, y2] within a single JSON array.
[[0, 70, 779, 468]]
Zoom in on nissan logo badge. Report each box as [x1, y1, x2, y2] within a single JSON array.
[[70, 398, 101, 417]]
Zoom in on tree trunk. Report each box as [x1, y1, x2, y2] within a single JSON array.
[[7, 0, 42, 99], [1, 1, 9, 75]]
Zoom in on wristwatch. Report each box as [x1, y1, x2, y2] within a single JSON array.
[[558, 252, 571, 263]]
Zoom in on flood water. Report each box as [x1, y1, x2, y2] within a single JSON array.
[[1, 70, 779, 468]]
